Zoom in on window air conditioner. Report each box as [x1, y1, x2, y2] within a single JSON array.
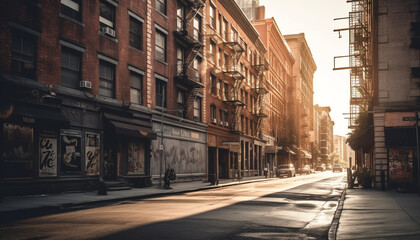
[[224, 122, 229, 127], [79, 81, 92, 89], [219, 120, 223, 125], [101, 26, 116, 37], [211, 118, 216, 124]]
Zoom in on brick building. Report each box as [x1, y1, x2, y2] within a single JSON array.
[[284, 33, 317, 168], [0, 0, 208, 196], [252, 15, 296, 173], [205, 0, 267, 180]]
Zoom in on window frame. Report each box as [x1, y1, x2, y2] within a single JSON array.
[[130, 71, 143, 105], [99, 0, 115, 29], [11, 30, 37, 79], [155, 0, 167, 15], [61, 46, 82, 89], [61, 0, 82, 22], [129, 16, 143, 50], [194, 97, 202, 121], [155, 77, 167, 108], [155, 29, 167, 63], [99, 60, 116, 98]]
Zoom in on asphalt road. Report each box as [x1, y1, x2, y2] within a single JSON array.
[[0, 172, 346, 240]]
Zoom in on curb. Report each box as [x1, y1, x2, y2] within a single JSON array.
[[328, 187, 347, 240], [0, 177, 272, 223]]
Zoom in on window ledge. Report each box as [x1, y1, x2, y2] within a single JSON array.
[[155, 10, 168, 19], [155, 59, 168, 65], [59, 13, 85, 28], [129, 46, 144, 54], [98, 32, 119, 43]]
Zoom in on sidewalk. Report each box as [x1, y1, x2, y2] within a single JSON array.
[[0, 176, 271, 221], [335, 188, 420, 239]]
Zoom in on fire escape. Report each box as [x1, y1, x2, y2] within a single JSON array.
[[334, 0, 372, 128], [252, 55, 269, 138], [223, 32, 246, 132], [174, 0, 205, 119]]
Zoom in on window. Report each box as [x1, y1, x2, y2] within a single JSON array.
[[219, 109, 223, 125], [177, 89, 186, 117], [210, 105, 216, 123], [11, 31, 36, 79], [193, 16, 201, 42], [218, 79, 223, 98], [61, 47, 81, 89], [156, 78, 167, 108], [194, 97, 201, 121], [209, 5, 216, 29], [223, 18, 228, 40], [223, 82, 228, 100], [176, 2, 184, 31], [61, 0, 81, 21], [129, 17, 142, 50], [218, 48, 223, 67], [99, 0, 115, 29], [224, 111, 229, 127], [155, 30, 166, 62], [130, 72, 142, 104], [156, 0, 166, 15], [176, 47, 184, 75], [99, 60, 115, 98], [210, 74, 217, 95], [224, 53, 229, 71], [210, 41, 216, 63]]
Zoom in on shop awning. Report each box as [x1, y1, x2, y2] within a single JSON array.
[[265, 146, 281, 154], [280, 147, 296, 155], [385, 127, 417, 147], [299, 149, 312, 159], [109, 120, 157, 139]]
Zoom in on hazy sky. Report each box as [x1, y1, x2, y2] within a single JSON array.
[[260, 0, 351, 137]]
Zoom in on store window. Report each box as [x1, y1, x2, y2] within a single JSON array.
[[2, 123, 34, 179]]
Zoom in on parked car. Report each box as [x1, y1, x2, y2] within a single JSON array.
[[298, 165, 311, 175], [277, 164, 296, 178], [333, 164, 343, 172], [326, 164, 332, 171], [315, 163, 326, 172]]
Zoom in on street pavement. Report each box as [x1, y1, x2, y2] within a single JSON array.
[[335, 188, 420, 240], [2, 172, 420, 240]]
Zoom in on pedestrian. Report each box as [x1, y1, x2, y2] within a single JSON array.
[[164, 168, 176, 189], [264, 166, 268, 178]]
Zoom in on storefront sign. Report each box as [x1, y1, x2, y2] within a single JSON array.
[[60, 132, 82, 173], [127, 142, 145, 175], [85, 133, 100, 176], [39, 131, 57, 177]]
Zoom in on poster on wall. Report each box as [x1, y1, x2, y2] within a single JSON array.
[[85, 133, 100, 176], [389, 148, 414, 186], [39, 131, 57, 177], [127, 142, 145, 175], [2, 123, 34, 179], [60, 131, 82, 173]]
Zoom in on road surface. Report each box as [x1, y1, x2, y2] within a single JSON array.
[[0, 172, 346, 240]]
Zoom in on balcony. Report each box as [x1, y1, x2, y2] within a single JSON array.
[[224, 32, 245, 52], [223, 66, 245, 81], [174, 22, 203, 48], [223, 95, 245, 107], [252, 56, 269, 72], [174, 62, 204, 88], [254, 108, 268, 118]]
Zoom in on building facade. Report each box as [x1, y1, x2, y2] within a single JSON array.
[[334, 135, 355, 168], [252, 16, 295, 173], [0, 0, 208, 196], [284, 33, 317, 168], [315, 106, 334, 165], [205, 0, 267, 181]]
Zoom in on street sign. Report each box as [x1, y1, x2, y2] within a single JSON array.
[[403, 117, 416, 121]]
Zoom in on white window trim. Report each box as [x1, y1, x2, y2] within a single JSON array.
[[61, 0, 79, 11]]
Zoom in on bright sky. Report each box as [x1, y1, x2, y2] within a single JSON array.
[[260, 0, 351, 137]]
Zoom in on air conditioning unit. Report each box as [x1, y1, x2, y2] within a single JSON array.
[[219, 120, 223, 125], [224, 122, 229, 127], [211, 118, 217, 124], [101, 26, 116, 37], [79, 81, 92, 89]]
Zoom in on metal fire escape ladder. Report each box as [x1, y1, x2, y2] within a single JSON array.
[[252, 56, 269, 138], [333, 0, 372, 128]]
